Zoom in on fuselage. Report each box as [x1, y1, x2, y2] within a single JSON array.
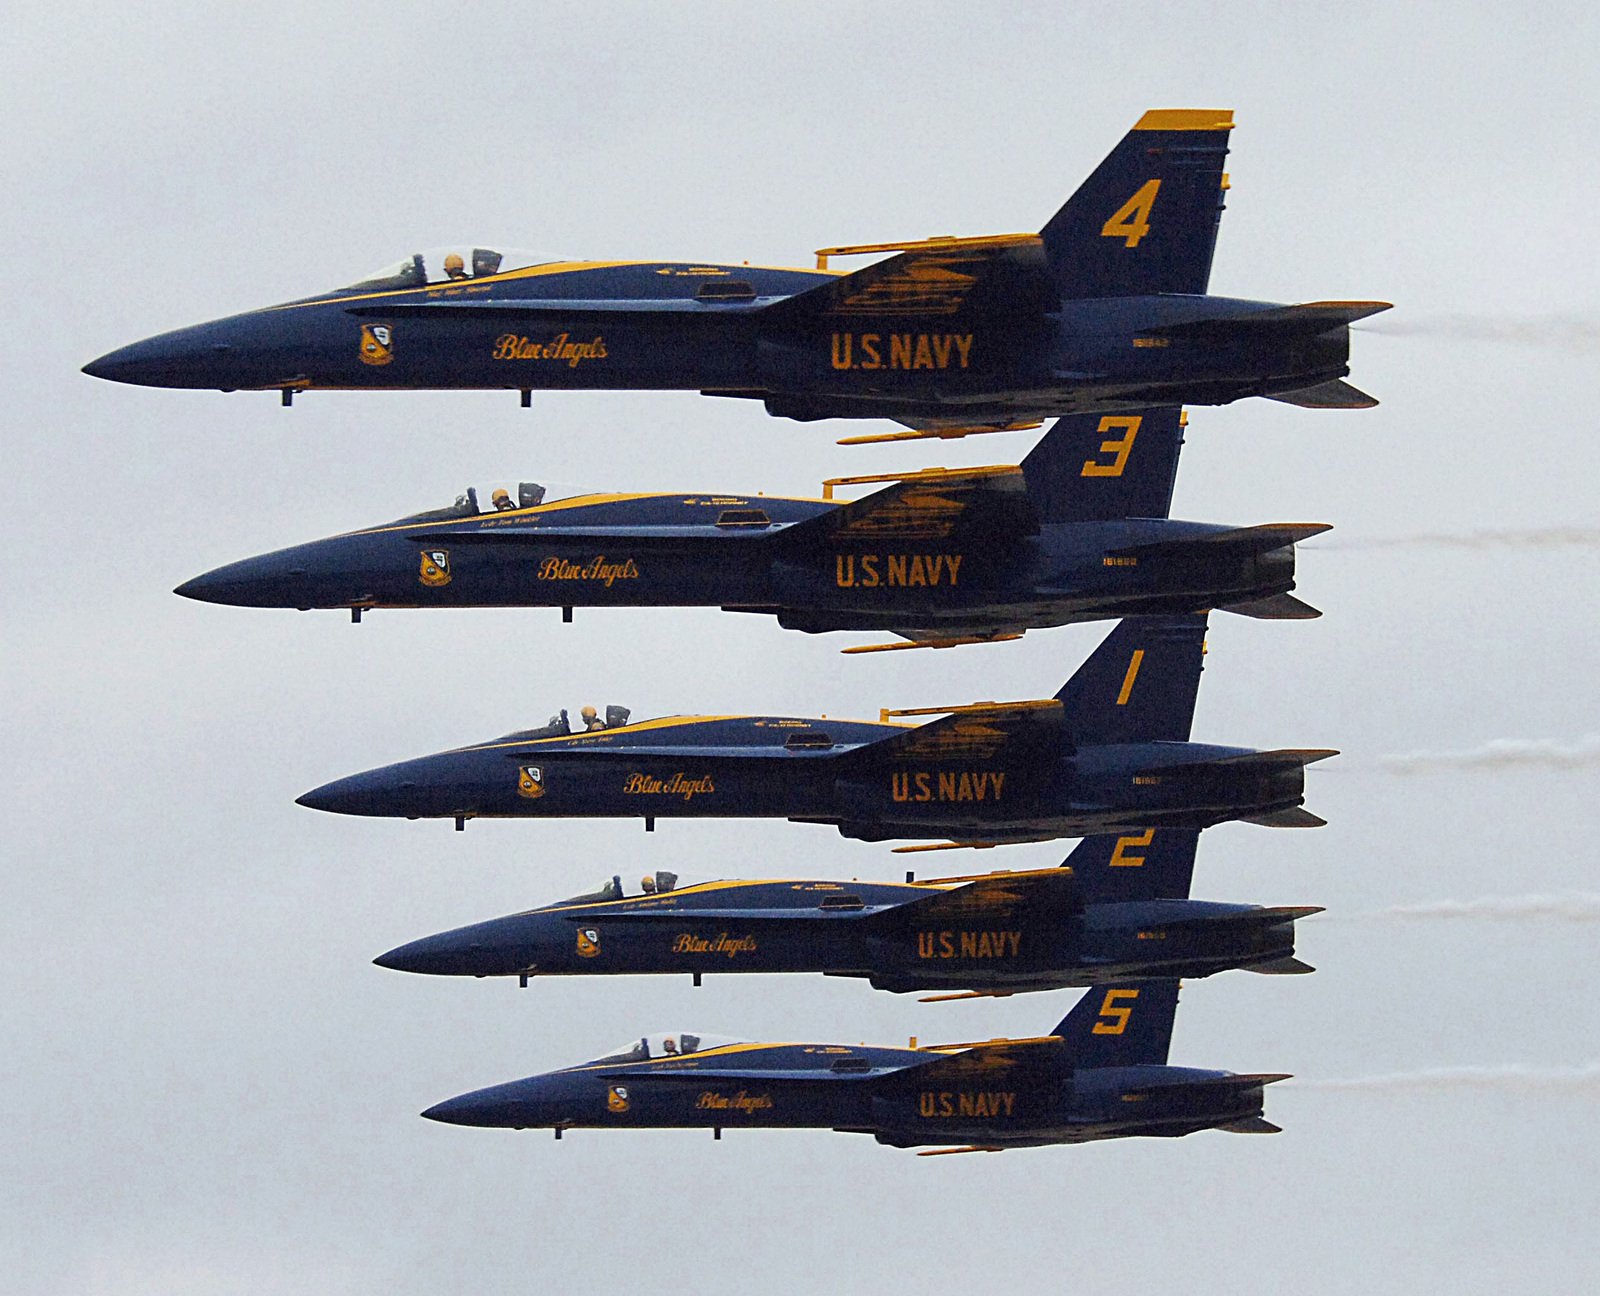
[[375, 876, 1314, 991], [84, 253, 1359, 422], [296, 712, 1320, 843], [423, 1038, 1274, 1150], [175, 488, 1305, 639]]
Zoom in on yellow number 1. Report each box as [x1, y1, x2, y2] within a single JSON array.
[[1093, 988, 1140, 1035], [1101, 179, 1161, 248]]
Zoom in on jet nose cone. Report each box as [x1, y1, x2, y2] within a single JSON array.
[[421, 1089, 522, 1128], [421, 1095, 486, 1126], [82, 331, 228, 389], [297, 766, 428, 817], [174, 554, 312, 607], [374, 935, 453, 975]]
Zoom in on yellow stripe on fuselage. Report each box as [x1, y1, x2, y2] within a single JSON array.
[[272, 259, 842, 312], [350, 491, 832, 539], [539, 877, 934, 914], [462, 712, 910, 753]]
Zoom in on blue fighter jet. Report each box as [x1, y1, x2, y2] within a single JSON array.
[[421, 979, 1288, 1152], [375, 828, 1318, 994], [297, 614, 1334, 844], [84, 110, 1387, 434], [175, 406, 1324, 647]]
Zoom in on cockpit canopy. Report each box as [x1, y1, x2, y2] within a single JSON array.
[[389, 482, 547, 527], [592, 1031, 746, 1065], [559, 871, 681, 905], [345, 247, 556, 291], [500, 704, 631, 742]]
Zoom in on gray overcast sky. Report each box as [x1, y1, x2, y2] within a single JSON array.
[[6, 3, 1600, 1293]]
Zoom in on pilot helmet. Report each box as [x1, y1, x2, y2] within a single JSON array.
[[641, 875, 657, 894], [581, 705, 598, 721], [443, 252, 466, 277], [491, 488, 513, 509]]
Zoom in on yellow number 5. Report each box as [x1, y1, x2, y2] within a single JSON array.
[[1093, 988, 1140, 1034], [1080, 415, 1142, 477], [1101, 179, 1161, 248]]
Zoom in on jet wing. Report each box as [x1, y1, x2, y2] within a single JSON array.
[[891, 1036, 1069, 1084], [869, 869, 1078, 926], [846, 700, 1065, 765], [776, 466, 1036, 550], [761, 234, 1057, 323]]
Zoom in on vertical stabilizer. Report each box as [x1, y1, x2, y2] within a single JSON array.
[[1054, 614, 1208, 745], [1040, 110, 1232, 300], [1051, 979, 1181, 1067], [1019, 406, 1186, 523]]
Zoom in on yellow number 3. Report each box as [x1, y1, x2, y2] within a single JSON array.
[[1101, 179, 1161, 248], [1080, 415, 1142, 477], [1093, 988, 1140, 1035]]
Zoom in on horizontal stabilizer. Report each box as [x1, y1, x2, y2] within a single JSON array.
[[1220, 592, 1322, 620], [1241, 807, 1328, 829], [1179, 747, 1336, 771], [1247, 956, 1317, 975], [1109, 522, 1330, 562], [1267, 378, 1379, 409], [1152, 300, 1392, 340], [1217, 1117, 1282, 1134], [1125, 1072, 1291, 1100], [1161, 905, 1323, 934]]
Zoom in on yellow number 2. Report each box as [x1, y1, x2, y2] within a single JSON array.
[[1093, 988, 1140, 1035], [1101, 179, 1161, 248], [1080, 415, 1142, 478]]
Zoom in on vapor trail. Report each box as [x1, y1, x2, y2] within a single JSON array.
[[1319, 528, 1600, 551], [1368, 893, 1600, 923], [1360, 312, 1600, 353], [1379, 736, 1600, 773], [1293, 1065, 1600, 1093]]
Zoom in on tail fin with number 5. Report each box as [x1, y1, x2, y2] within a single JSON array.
[[1052, 980, 1180, 1068]]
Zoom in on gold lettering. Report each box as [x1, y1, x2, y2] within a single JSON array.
[[931, 335, 954, 367], [953, 334, 973, 367], [886, 554, 908, 585], [836, 554, 855, 587], [913, 335, 934, 369], [860, 555, 879, 587], [890, 333, 913, 368], [831, 333, 853, 369], [859, 333, 881, 369]]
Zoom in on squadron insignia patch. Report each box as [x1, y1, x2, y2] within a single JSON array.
[[418, 549, 451, 587], [518, 764, 546, 799], [358, 322, 394, 366], [576, 926, 600, 958], [607, 1085, 630, 1113]]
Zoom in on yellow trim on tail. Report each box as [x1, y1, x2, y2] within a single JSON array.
[[1133, 109, 1235, 132]]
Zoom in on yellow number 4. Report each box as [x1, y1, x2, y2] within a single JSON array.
[[1101, 179, 1161, 248], [1093, 988, 1140, 1035]]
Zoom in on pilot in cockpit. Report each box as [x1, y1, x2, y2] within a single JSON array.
[[491, 488, 517, 512], [443, 252, 470, 281], [581, 705, 606, 732]]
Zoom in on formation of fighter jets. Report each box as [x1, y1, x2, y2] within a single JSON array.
[[91, 109, 1384, 1154]]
